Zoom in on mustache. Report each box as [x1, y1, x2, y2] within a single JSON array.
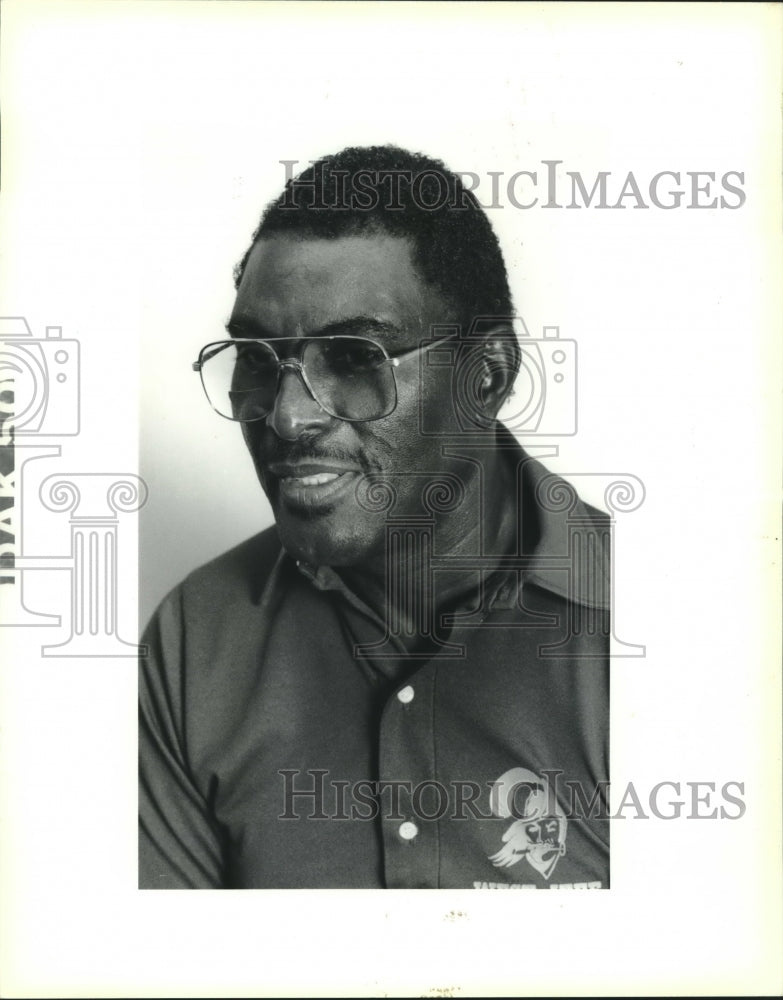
[[257, 441, 381, 475]]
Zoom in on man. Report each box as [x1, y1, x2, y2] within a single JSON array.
[[139, 146, 610, 889]]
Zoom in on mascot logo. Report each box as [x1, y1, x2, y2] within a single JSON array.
[[488, 767, 567, 880]]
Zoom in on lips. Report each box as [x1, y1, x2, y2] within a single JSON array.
[[267, 460, 364, 512], [288, 472, 341, 487]]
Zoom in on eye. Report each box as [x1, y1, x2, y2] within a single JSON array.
[[323, 340, 384, 374], [235, 345, 276, 376]]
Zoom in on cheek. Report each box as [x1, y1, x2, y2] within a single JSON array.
[[367, 405, 454, 480], [241, 424, 261, 466], [362, 403, 422, 469], [240, 423, 275, 495], [390, 373, 460, 448]]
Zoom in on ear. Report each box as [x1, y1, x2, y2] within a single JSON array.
[[474, 324, 519, 419]]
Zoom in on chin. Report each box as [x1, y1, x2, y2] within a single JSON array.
[[275, 507, 383, 569]]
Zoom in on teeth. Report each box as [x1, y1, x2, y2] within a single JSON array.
[[290, 473, 340, 486]]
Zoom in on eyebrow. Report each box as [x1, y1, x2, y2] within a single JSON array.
[[224, 317, 275, 338], [224, 316, 405, 341]]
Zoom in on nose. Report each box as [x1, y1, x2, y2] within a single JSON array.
[[267, 363, 333, 441]]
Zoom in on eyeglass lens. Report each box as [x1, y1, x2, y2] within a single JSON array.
[[199, 339, 397, 422]]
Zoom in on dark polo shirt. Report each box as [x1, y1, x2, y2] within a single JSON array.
[[139, 441, 610, 889]]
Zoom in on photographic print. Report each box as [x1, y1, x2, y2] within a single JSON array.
[[1, 1, 780, 996]]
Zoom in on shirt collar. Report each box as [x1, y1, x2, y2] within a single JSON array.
[[515, 440, 611, 611]]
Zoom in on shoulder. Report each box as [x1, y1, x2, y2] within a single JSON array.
[[518, 453, 611, 610], [495, 424, 610, 533], [139, 529, 287, 779], [180, 526, 283, 603], [521, 453, 610, 529], [143, 527, 283, 639]]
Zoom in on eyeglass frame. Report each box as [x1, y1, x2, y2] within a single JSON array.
[[192, 334, 455, 423]]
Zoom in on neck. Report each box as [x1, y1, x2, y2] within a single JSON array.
[[339, 447, 515, 645]]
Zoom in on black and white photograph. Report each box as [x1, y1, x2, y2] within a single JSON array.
[[1, 1, 780, 996], [140, 146, 614, 892]]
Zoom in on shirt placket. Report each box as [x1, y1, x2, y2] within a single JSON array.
[[377, 666, 439, 889], [296, 559, 522, 890]]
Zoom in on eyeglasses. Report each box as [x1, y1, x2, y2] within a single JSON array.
[[193, 335, 450, 423]]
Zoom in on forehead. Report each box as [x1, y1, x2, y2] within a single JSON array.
[[230, 233, 449, 343]]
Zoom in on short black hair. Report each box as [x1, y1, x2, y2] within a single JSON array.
[[234, 145, 515, 335]]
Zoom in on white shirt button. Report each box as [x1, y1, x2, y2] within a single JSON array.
[[397, 685, 415, 704], [399, 821, 419, 841]]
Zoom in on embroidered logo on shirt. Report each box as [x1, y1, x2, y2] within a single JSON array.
[[488, 767, 567, 880]]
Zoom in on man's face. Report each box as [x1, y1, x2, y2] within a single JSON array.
[[229, 232, 471, 570]]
